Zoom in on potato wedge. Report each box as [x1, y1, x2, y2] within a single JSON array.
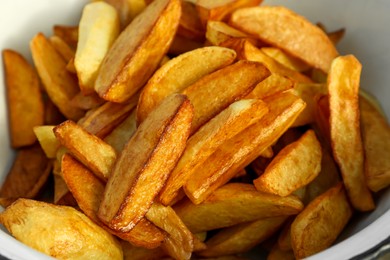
[[168, 35, 204, 56], [245, 73, 294, 100], [224, 39, 313, 83], [54, 120, 117, 182], [159, 98, 268, 205], [98, 94, 193, 232], [261, 47, 311, 72], [178, 1, 204, 41], [229, 6, 338, 72], [78, 91, 139, 138], [30, 33, 84, 120], [206, 20, 249, 46], [75, 2, 120, 94], [0, 199, 123, 260], [146, 203, 194, 260], [121, 241, 167, 260], [0, 145, 51, 201], [53, 174, 77, 206], [33, 125, 60, 158], [184, 92, 306, 204], [49, 36, 75, 63], [175, 183, 303, 233], [196, 0, 263, 26], [94, 0, 181, 103], [254, 130, 322, 197], [328, 55, 374, 211], [137, 46, 236, 124], [61, 154, 166, 248], [291, 183, 352, 259], [267, 245, 295, 260], [53, 25, 78, 49], [3, 50, 44, 148], [360, 96, 390, 192], [198, 216, 287, 257], [183, 60, 270, 133], [70, 92, 105, 110]]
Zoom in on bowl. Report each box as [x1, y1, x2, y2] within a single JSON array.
[[1, 0, 390, 259]]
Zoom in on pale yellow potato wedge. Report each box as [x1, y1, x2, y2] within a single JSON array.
[[175, 183, 303, 233], [61, 154, 166, 248], [291, 183, 352, 259], [245, 73, 294, 100], [328, 55, 374, 211], [146, 203, 194, 260], [230, 6, 338, 72], [3, 50, 44, 148], [183, 60, 270, 133], [254, 130, 322, 197], [196, 0, 263, 26], [261, 47, 311, 72], [137, 46, 236, 124], [30, 33, 84, 120], [159, 99, 268, 205], [98, 94, 193, 232], [75, 1, 120, 94], [95, 0, 181, 103], [0, 199, 123, 260], [33, 125, 60, 158], [184, 92, 306, 204], [360, 96, 390, 192], [206, 20, 249, 46], [198, 216, 287, 257], [54, 120, 117, 182]]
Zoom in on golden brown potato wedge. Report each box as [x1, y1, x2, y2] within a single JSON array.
[[245, 73, 294, 100], [261, 47, 311, 72], [198, 216, 287, 257], [229, 6, 338, 72], [224, 39, 313, 83], [61, 154, 166, 248], [49, 36, 75, 63], [267, 245, 295, 260], [159, 98, 268, 205], [175, 183, 303, 233], [3, 50, 44, 148], [53, 174, 77, 206], [254, 130, 322, 197], [0, 199, 123, 260], [184, 92, 306, 204], [53, 25, 79, 49], [196, 0, 263, 26], [0, 145, 51, 201], [168, 34, 204, 56], [206, 20, 249, 46], [75, 1, 120, 94], [70, 92, 105, 110], [291, 183, 352, 259], [94, 0, 181, 103], [178, 1, 205, 41], [146, 203, 194, 260], [137, 46, 236, 124], [98, 94, 193, 232], [277, 217, 294, 251], [33, 125, 60, 158], [78, 92, 139, 138], [360, 96, 390, 192], [54, 120, 117, 182], [328, 55, 374, 211], [182, 60, 270, 133], [30, 33, 84, 120]]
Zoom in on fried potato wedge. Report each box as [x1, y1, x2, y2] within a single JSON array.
[[360, 96, 390, 192], [291, 183, 352, 259], [328, 55, 374, 211], [121, 241, 167, 260], [267, 245, 295, 260], [75, 2, 120, 94], [95, 0, 181, 103], [178, 1, 204, 41], [254, 130, 322, 197], [0, 199, 123, 260], [184, 92, 306, 204], [78, 92, 139, 138], [54, 120, 117, 182], [61, 154, 166, 248], [245, 73, 294, 100], [70, 92, 105, 110], [196, 0, 263, 26], [198, 216, 287, 257], [49, 36, 75, 63], [229, 6, 338, 72], [137, 46, 236, 124], [3, 50, 44, 148], [160, 98, 268, 205], [0, 145, 51, 201], [104, 109, 137, 153], [98, 94, 193, 232], [146, 203, 194, 260], [206, 20, 249, 46], [261, 47, 311, 72], [53, 174, 77, 206], [183, 60, 270, 133], [33, 125, 60, 158], [175, 183, 303, 233], [53, 25, 79, 49], [168, 34, 204, 56], [30, 33, 84, 120], [224, 39, 313, 83]]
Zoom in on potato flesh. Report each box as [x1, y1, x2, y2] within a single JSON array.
[[0, 199, 123, 260]]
